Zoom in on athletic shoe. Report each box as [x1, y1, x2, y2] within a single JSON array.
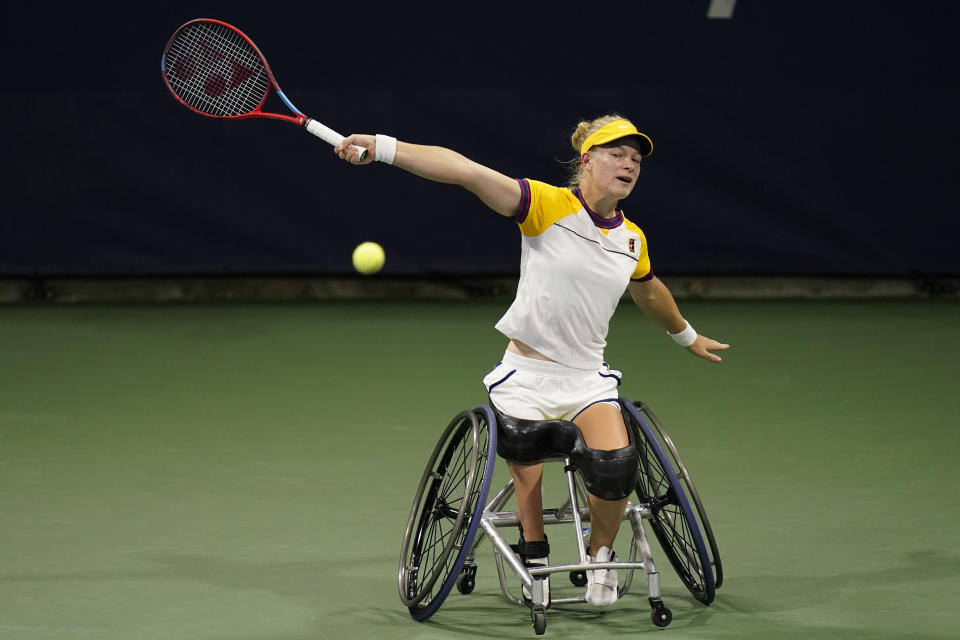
[[585, 546, 618, 606]]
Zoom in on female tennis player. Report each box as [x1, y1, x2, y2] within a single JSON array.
[[336, 115, 729, 606]]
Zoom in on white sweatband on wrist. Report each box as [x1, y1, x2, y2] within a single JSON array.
[[374, 134, 397, 165], [668, 321, 698, 347]]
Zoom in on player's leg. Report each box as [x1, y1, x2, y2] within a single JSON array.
[[483, 357, 552, 603], [484, 357, 550, 544], [506, 460, 546, 542], [575, 402, 629, 550], [506, 459, 551, 605], [574, 402, 630, 606]]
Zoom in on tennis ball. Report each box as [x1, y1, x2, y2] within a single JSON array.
[[352, 241, 385, 275]]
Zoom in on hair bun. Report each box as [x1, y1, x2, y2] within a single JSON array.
[[570, 121, 593, 151]]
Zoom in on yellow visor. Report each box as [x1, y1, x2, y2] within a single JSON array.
[[579, 119, 653, 157]]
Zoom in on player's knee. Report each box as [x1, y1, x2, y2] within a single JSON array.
[[572, 440, 640, 501]]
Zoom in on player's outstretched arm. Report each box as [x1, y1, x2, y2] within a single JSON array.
[[335, 135, 521, 218], [627, 278, 730, 363]]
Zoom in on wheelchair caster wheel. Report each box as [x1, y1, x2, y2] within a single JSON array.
[[531, 608, 547, 635], [651, 605, 672, 628], [569, 570, 587, 587], [456, 564, 477, 595]]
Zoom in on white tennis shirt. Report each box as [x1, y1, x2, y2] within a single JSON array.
[[495, 179, 654, 370]]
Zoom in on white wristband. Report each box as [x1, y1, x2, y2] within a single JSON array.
[[375, 134, 397, 165], [668, 321, 698, 347]]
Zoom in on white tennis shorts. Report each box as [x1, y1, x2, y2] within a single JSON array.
[[481, 350, 622, 421]]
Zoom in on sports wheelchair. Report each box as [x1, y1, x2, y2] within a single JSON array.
[[398, 398, 722, 635]]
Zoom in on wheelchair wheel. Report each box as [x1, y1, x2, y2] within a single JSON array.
[[399, 406, 497, 620], [620, 400, 716, 605], [633, 401, 723, 589]]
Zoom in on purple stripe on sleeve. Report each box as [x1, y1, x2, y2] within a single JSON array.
[[511, 178, 531, 223], [631, 269, 655, 282]]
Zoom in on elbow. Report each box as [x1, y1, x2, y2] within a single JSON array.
[[629, 276, 666, 309]]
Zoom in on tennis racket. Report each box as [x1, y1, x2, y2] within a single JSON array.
[[161, 18, 366, 161]]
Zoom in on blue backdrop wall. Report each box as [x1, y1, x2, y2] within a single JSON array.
[[2, 1, 957, 277]]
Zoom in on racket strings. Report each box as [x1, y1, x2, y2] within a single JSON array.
[[165, 22, 269, 117]]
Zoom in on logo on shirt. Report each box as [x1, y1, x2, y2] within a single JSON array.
[[628, 238, 636, 253]]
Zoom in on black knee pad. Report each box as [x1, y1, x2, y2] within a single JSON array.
[[491, 402, 639, 500], [571, 438, 640, 501], [493, 406, 578, 463]]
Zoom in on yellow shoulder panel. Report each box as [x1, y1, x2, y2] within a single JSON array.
[[515, 180, 582, 237], [623, 218, 654, 281]]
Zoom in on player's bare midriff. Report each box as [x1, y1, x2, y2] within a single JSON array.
[[507, 339, 554, 362]]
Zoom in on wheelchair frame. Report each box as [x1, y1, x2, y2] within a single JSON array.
[[398, 399, 722, 636]]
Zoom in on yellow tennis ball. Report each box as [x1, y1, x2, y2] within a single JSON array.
[[352, 241, 385, 275]]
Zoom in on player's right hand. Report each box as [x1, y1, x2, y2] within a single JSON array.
[[335, 135, 375, 165]]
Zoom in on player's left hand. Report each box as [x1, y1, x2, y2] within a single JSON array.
[[687, 335, 730, 363]]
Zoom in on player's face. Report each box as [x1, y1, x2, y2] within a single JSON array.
[[585, 139, 644, 198]]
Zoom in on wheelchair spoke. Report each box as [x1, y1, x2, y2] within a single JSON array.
[[400, 410, 494, 612], [642, 458, 708, 589], [413, 502, 471, 606], [656, 506, 705, 583], [400, 407, 497, 618], [424, 503, 458, 553], [624, 399, 715, 603], [442, 440, 468, 489]]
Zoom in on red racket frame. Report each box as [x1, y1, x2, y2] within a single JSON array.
[[161, 18, 308, 126]]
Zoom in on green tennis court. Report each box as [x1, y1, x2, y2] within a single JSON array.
[[2, 299, 958, 639]]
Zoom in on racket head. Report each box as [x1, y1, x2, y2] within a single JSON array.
[[161, 19, 289, 121]]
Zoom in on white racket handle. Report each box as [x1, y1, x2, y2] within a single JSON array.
[[304, 118, 368, 161]]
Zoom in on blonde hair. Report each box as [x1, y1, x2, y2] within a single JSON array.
[[565, 114, 627, 187]]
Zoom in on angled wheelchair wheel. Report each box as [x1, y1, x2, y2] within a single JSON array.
[[633, 401, 723, 589], [620, 399, 716, 605], [398, 406, 497, 620]]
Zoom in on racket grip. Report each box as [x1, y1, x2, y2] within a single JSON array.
[[304, 118, 368, 162]]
